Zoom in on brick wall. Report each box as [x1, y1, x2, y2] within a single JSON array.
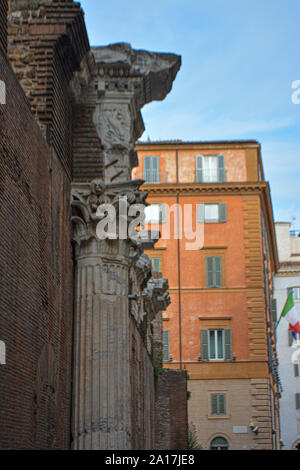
[[7, 0, 90, 178], [0, 0, 7, 54], [0, 51, 73, 449], [155, 369, 188, 450]]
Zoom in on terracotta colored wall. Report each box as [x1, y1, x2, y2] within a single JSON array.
[[133, 148, 248, 183], [144, 192, 250, 363]]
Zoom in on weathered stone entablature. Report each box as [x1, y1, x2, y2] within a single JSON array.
[[89, 43, 181, 185]]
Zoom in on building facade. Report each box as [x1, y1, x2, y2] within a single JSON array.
[[274, 223, 300, 450], [0, 0, 188, 450], [135, 140, 281, 450]]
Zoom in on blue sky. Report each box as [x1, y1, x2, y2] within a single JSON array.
[[80, 0, 300, 226]]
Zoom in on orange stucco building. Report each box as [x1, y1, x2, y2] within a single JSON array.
[[134, 140, 281, 450]]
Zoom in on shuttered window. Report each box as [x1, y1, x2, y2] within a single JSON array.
[[143, 156, 159, 183], [196, 155, 226, 183], [163, 330, 170, 362], [197, 203, 227, 223], [151, 257, 161, 273], [296, 393, 300, 411], [206, 256, 223, 288], [295, 363, 300, 378], [271, 299, 277, 324], [211, 393, 226, 415], [201, 329, 232, 361]]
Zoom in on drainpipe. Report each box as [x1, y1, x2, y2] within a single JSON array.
[[176, 149, 183, 369]]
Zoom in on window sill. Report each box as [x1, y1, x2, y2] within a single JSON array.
[[208, 415, 230, 420]]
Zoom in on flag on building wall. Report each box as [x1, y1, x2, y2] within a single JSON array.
[[281, 292, 300, 338]]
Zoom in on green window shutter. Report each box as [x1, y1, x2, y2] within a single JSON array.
[[271, 299, 277, 323], [153, 156, 159, 183], [143, 156, 151, 182], [206, 256, 223, 288], [163, 330, 170, 362], [201, 330, 209, 361], [144, 156, 159, 183], [206, 257, 214, 288], [294, 363, 300, 377], [211, 394, 226, 415], [215, 256, 223, 287], [159, 203, 167, 223], [218, 155, 225, 182], [197, 204, 205, 223], [218, 203, 227, 223], [211, 394, 218, 415], [196, 156, 203, 183], [224, 329, 232, 361], [218, 394, 226, 414]]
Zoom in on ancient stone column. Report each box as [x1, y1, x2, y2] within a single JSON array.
[[71, 180, 147, 450], [70, 43, 180, 450]]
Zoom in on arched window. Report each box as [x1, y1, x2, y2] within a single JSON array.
[[210, 436, 229, 450]]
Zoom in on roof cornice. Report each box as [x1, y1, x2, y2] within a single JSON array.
[[142, 181, 267, 196]]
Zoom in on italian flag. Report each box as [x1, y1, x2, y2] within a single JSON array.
[[281, 292, 300, 334]]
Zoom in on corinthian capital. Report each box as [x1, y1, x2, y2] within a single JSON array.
[[71, 179, 148, 246]]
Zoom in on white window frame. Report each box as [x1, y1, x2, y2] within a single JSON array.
[[144, 204, 165, 224], [208, 329, 225, 361]]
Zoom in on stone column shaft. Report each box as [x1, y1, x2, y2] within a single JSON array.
[[72, 242, 131, 450]]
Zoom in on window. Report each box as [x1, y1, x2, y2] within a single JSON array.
[[271, 298, 277, 324], [210, 394, 227, 416], [163, 330, 170, 362], [295, 363, 300, 378], [209, 330, 225, 360], [210, 436, 229, 450], [197, 203, 227, 223], [206, 256, 223, 288], [144, 204, 166, 224], [196, 155, 225, 183], [143, 156, 159, 183], [288, 287, 300, 301], [201, 329, 232, 361], [296, 393, 300, 411], [151, 257, 161, 273]]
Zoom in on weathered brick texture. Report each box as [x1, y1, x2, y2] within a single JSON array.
[[155, 370, 188, 450], [0, 50, 73, 449], [0, 0, 7, 54], [7, 0, 90, 177]]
